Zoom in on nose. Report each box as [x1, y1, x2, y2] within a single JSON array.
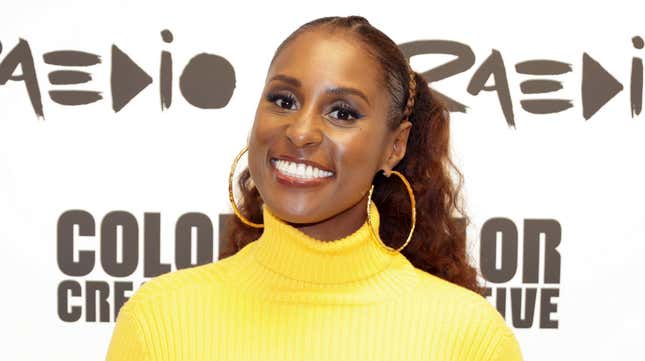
[[284, 108, 323, 148]]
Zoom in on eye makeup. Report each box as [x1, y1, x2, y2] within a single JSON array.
[[265, 90, 364, 123]]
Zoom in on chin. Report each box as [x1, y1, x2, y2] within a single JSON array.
[[264, 200, 328, 225]]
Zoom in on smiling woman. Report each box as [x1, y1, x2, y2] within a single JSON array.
[[105, 15, 523, 361]]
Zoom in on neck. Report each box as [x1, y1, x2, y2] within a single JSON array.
[[288, 197, 369, 241]]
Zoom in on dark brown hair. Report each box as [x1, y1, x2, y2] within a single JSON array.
[[222, 16, 483, 295]]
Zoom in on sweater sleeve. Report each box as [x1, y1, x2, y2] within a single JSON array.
[[104, 306, 148, 361], [492, 331, 523, 361], [471, 294, 524, 361]]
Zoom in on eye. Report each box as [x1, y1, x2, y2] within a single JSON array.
[[328, 103, 363, 122], [265, 92, 297, 110]]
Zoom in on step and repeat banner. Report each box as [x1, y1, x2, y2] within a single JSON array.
[[1, 1, 643, 360]]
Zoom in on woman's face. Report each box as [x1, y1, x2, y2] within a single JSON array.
[[248, 28, 410, 227]]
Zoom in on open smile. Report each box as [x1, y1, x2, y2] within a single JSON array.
[[269, 156, 336, 187]]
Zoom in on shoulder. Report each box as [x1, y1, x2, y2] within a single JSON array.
[[412, 267, 508, 326], [411, 268, 523, 360], [121, 258, 232, 313], [411, 267, 488, 308]]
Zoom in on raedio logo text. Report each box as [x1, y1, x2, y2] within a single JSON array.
[[0, 30, 235, 119], [400, 36, 644, 127], [2, 31, 643, 127]]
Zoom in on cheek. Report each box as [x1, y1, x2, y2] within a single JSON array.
[[249, 116, 275, 145], [247, 118, 278, 180], [334, 131, 383, 185], [252, 107, 285, 144]]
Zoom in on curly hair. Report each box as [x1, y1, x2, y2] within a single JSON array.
[[221, 15, 483, 295]]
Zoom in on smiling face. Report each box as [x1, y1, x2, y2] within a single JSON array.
[[247, 27, 410, 236]]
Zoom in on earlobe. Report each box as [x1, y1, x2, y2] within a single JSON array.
[[379, 144, 399, 179], [381, 122, 411, 178]]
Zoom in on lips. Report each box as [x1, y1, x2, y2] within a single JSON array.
[[270, 154, 335, 173], [268, 153, 336, 187]]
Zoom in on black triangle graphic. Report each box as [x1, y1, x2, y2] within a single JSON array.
[[582, 52, 623, 120], [111, 45, 152, 112]]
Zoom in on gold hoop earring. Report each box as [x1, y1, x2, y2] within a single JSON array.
[[228, 145, 264, 228], [366, 170, 416, 253]]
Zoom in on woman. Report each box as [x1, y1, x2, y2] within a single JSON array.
[[106, 15, 523, 360]]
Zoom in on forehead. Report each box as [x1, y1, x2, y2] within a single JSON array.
[[267, 29, 383, 92]]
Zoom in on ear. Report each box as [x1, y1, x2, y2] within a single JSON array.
[[380, 121, 412, 177]]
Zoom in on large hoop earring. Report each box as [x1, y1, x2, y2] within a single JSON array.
[[366, 170, 416, 253], [228, 145, 264, 228]]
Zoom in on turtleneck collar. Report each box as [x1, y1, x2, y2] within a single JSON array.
[[251, 201, 399, 284], [216, 200, 422, 305]]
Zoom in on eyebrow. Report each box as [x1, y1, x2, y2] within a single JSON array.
[[268, 74, 371, 106]]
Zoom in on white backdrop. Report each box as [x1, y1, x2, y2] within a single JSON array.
[[1, 1, 643, 360]]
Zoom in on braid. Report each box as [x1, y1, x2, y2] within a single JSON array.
[[401, 63, 417, 122]]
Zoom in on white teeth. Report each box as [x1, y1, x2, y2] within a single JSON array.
[[272, 159, 333, 179]]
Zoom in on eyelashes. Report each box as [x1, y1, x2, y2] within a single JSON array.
[[264, 91, 363, 122], [265, 92, 297, 110], [330, 103, 363, 122]]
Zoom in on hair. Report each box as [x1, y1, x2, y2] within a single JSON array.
[[222, 15, 483, 295]]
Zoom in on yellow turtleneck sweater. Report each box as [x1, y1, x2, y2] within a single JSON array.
[[105, 202, 523, 361]]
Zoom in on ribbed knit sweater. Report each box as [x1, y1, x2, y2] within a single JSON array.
[[105, 202, 523, 361]]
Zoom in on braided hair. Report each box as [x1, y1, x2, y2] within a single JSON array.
[[223, 16, 483, 295], [402, 64, 417, 123]]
